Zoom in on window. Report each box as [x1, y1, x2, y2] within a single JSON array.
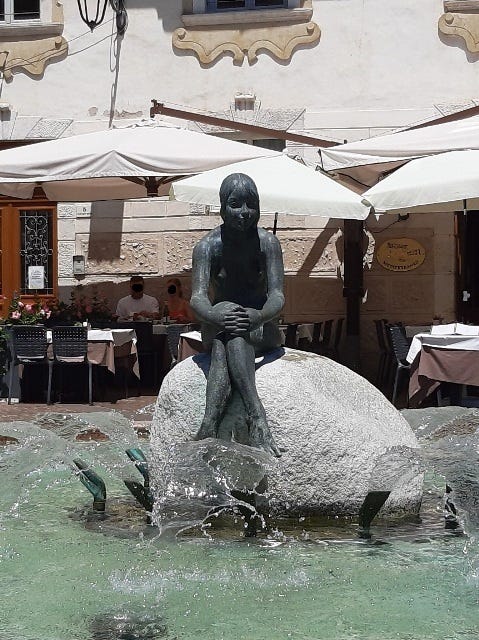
[[206, 0, 287, 10], [0, 0, 40, 22], [20, 209, 54, 294]]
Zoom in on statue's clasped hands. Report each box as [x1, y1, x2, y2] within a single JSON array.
[[218, 304, 262, 337]]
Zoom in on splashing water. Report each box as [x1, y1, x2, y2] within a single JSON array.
[[0, 407, 478, 640]]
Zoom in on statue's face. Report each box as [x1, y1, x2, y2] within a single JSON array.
[[221, 186, 260, 232]]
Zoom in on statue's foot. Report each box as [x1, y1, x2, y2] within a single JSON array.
[[193, 421, 217, 441], [249, 419, 281, 458]]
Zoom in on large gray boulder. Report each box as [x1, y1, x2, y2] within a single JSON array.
[[150, 348, 423, 518]]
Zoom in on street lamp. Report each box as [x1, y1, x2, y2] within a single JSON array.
[[77, 0, 127, 35]]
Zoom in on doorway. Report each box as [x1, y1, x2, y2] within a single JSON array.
[[0, 203, 57, 319]]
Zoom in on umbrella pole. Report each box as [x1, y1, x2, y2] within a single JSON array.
[[273, 212, 278, 235], [342, 219, 364, 372], [459, 199, 469, 322]]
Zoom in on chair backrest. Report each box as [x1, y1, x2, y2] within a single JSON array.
[[387, 324, 410, 363], [284, 323, 298, 348], [333, 318, 344, 349], [166, 323, 191, 361], [374, 319, 388, 352], [10, 325, 48, 361], [312, 322, 322, 346], [52, 326, 88, 360], [114, 321, 153, 354], [321, 319, 334, 346]]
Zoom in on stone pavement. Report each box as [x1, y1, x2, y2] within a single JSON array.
[[0, 392, 158, 428]]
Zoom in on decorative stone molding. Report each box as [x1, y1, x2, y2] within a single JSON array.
[[439, 1, 479, 53], [58, 241, 76, 277], [164, 233, 203, 273], [57, 204, 76, 219], [188, 107, 304, 135], [182, 7, 312, 27], [26, 118, 73, 139], [79, 238, 159, 275], [279, 231, 341, 275], [173, 2, 320, 64], [0, 2, 68, 80]]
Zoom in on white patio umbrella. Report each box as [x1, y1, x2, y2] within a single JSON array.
[[0, 123, 281, 202], [320, 113, 479, 187], [171, 154, 369, 221], [361, 149, 479, 213]]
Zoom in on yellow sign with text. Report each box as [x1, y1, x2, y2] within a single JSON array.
[[376, 238, 426, 272]]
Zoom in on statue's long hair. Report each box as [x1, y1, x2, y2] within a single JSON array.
[[219, 173, 260, 214]]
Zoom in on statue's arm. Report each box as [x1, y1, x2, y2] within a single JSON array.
[[260, 232, 285, 323], [239, 232, 285, 332], [190, 240, 214, 323]]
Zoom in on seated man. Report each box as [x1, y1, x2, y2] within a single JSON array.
[[190, 173, 284, 457], [115, 276, 160, 321]]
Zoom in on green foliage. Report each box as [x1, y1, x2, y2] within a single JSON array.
[[4, 293, 53, 325], [49, 285, 113, 325]]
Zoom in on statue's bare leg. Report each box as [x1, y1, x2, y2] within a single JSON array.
[[194, 337, 231, 441], [225, 337, 280, 457]]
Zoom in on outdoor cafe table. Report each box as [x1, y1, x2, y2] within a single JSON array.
[[47, 328, 139, 378], [406, 332, 479, 406]]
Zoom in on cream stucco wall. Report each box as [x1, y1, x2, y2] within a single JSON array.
[[1, 1, 477, 138]]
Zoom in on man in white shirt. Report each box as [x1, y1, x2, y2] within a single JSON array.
[[115, 276, 160, 321]]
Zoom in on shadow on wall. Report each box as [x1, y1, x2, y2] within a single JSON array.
[[126, 0, 183, 33], [65, 219, 352, 321], [58, 271, 346, 325], [57, 275, 190, 317], [87, 202, 125, 261]]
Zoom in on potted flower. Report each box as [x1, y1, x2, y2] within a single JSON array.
[[0, 323, 7, 397], [48, 285, 113, 327], [5, 293, 53, 325]]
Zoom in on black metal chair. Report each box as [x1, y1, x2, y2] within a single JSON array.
[[7, 325, 52, 405], [374, 318, 390, 390], [310, 322, 323, 353], [315, 319, 334, 356], [386, 323, 411, 407], [283, 323, 298, 348], [50, 326, 92, 405], [330, 317, 344, 361]]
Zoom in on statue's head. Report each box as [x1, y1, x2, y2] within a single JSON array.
[[219, 173, 260, 232]]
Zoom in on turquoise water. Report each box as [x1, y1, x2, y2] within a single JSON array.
[[0, 410, 478, 640]]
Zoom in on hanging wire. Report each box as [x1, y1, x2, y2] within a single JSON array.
[[0, 16, 115, 75]]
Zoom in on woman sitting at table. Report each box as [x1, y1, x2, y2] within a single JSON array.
[[163, 278, 195, 323]]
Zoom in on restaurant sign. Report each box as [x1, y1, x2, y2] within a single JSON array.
[[376, 238, 426, 272]]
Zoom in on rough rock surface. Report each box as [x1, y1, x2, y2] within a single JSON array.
[[151, 348, 423, 517]]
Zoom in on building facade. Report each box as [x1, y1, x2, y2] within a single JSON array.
[[0, 0, 474, 375]]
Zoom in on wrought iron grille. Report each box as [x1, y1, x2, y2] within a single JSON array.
[[20, 209, 54, 294]]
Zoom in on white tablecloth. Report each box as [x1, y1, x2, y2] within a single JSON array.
[[47, 328, 136, 345], [407, 332, 479, 363], [87, 328, 137, 346]]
